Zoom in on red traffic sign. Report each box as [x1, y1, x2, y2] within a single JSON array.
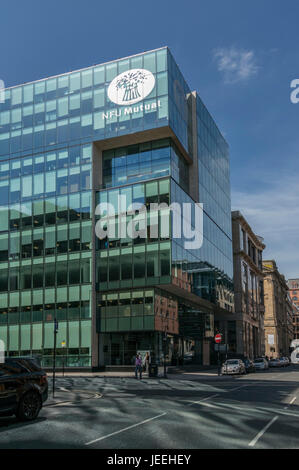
[[215, 333, 222, 344]]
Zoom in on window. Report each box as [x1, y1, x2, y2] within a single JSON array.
[[121, 252, 132, 281], [0, 234, 8, 261], [32, 265, 43, 288], [56, 262, 67, 286], [69, 223, 80, 252], [45, 263, 55, 287], [102, 140, 172, 189], [69, 260, 80, 284]]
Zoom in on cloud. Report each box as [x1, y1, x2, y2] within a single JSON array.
[[213, 46, 258, 84], [231, 175, 299, 279]]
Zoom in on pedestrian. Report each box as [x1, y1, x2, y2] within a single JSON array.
[[135, 353, 142, 379], [144, 352, 150, 374]]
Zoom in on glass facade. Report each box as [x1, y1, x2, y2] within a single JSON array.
[[0, 143, 92, 366], [102, 138, 189, 192], [0, 49, 169, 160], [0, 47, 233, 368], [96, 178, 171, 291], [171, 180, 233, 306]]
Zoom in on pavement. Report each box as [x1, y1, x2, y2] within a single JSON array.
[[46, 365, 219, 379], [1, 365, 299, 449]]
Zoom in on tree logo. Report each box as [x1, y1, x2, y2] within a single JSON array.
[[108, 68, 155, 106]]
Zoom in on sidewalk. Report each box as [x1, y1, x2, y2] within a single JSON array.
[[47, 370, 159, 378], [46, 365, 221, 379]]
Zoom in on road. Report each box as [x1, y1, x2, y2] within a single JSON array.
[[1, 366, 299, 449]]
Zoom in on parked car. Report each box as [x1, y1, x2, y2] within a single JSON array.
[[278, 357, 290, 367], [183, 351, 194, 364], [242, 358, 256, 373], [0, 357, 48, 421], [221, 359, 246, 375], [253, 357, 269, 370], [268, 358, 282, 367], [284, 357, 290, 366]]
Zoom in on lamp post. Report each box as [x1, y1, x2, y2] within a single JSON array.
[[52, 318, 58, 397], [162, 312, 169, 379], [163, 331, 167, 378], [61, 340, 66, 377]]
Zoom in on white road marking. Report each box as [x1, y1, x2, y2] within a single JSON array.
[[196, 401, 220, 409], [199, 401, 299, 417], [187, 393, 219, 406], [248, 416, 279, 447], [284, 396, 296, 409], [85, 412, 167, 446], [49, 401, 74, 407], [46, 391, 102, 407], [217, 402, 262, 413]]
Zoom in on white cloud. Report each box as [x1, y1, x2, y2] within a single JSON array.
[[231, 175, 299, 279], [213, 46, 258, 84]]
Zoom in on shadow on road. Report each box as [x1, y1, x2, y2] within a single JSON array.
[[0, 367, 298, 449]]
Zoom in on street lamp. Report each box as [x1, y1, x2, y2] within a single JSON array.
[[162, 312, 169, 379], [52, 318, 58, 397], [61, 340, 66, 377]]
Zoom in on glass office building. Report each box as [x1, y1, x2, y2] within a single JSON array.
[[0, 47, 233, 368]]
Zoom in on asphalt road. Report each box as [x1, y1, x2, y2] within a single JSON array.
[[1, 365, 299, 449]]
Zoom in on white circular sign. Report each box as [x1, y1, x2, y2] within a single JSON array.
[[108, 68, 155, 106]]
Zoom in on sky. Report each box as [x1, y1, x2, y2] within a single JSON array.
[[1, 0, 298, 278]]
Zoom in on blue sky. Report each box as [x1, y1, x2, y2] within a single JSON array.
[[1, 0, 298, 278]]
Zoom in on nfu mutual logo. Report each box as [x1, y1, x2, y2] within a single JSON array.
[[108, 68, 155, 106]]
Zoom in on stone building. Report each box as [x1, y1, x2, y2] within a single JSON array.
[[287, 279, 299, 340], [263, 261, 293, 357], [286, 294, 295, 351], [231, 211, 265, 359]]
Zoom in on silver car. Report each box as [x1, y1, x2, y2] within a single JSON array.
[[278, 357, 289, 367], [221, 359, 246, 375], [268, 358, 282, 367], [253, 358, 269, 370]]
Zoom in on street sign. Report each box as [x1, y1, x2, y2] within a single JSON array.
[[215, 333, 222, 344], [215, 333, 222, 377]]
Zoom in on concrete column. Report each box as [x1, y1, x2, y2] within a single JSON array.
[[236, 319, 244, 355], [187, 92, 199, 202], [202, 340, 210, 365]]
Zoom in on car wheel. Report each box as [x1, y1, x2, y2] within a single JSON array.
[[17, 391, 42, 421]]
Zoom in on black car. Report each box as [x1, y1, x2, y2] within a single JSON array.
[[0, 357, 48, 421], [242, 358, 256, 373]]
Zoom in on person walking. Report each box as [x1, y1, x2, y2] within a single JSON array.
[[144, 351, 150, 374], [135, 353, 142, 379]]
